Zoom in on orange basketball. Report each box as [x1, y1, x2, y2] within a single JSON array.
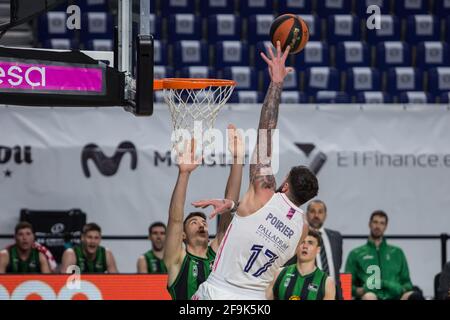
[[269, 14, 309, 54]]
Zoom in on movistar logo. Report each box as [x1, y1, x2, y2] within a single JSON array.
[[81, 141, 137, 178]]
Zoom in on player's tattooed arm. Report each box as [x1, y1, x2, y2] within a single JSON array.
[[249, 41, 291, 191], [249, 82, 282, 190]]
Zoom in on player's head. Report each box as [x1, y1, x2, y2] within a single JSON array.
[[183, 212, 208, 246], [81, 223, 102, 255], [14, 222, 35, 251], [306, 200, 327, 230], [148, 222, 166, 252], [297, 230, 322, 263], [278, 166, 319, 206], [369, 210, 388, 240]]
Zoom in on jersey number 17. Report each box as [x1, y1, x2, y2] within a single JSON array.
[[244, 244, 279, 277]]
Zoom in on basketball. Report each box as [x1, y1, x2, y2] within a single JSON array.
[[269, 14, 309, 54]]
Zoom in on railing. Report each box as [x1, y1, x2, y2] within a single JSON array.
[[0, 233, 448, 268]]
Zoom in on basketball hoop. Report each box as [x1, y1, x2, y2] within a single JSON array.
[[154, 78, 236, 152]]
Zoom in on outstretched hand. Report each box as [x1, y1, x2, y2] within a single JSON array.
[[260, 40, 294, 84], [176, 138, 202, 173], [192, 199, 234, 220]]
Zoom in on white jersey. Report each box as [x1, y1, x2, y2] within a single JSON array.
[[207, 192, 306, 294]]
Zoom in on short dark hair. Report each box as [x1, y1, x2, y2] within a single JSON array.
[[15, 222, 34, 235], [307, 229, 322, 247], [149, 222, 166, 234], [82, 223, 102, 235], [288, 166, 319, 206], [370, 210, 389, 224], [183, 212, 207, 228], [306, 199, 327, 213]]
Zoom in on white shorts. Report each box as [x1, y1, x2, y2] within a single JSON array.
[[192, 276, 267, 300]]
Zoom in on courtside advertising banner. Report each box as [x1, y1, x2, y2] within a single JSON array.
[[0, 104, 449, 297]]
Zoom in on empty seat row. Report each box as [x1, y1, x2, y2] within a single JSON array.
[[150, 0, 450, 18], [153, 65, 450, 96]]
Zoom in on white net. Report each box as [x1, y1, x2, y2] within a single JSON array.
[[163, 84, 235, 151]]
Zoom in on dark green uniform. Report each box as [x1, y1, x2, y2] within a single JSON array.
[[168, 246, 216, 300], [6, 246, 41, 273], [345, 238, 413, 300], [144, 250, 167, 274], [73, 245, 107, 273], [273, 265, 327, 300]]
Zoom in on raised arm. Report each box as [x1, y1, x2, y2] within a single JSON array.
[[164, 140, 201, 276], [249, 41, 293, 197], [209, 125, 244, 251]]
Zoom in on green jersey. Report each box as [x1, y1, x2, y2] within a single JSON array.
[[144, 250, 167, 274], [345, 238, 413, 300], [168, 246, 216, 300], [273, 264, 327, 300], [6, 246, 41, 273], [73, 245, 107, 273]]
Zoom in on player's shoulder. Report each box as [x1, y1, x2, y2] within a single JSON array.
[[0, 249, 9, 258], [63, 247, 76, 256], [348, 243, 369, 256], [385, 243, 405, 255]]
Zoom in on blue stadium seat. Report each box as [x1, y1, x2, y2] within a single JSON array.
[[301, 15, 321, 41], [180, 66, 216, 78], [162, 0, 196, 15], [387, 67, 424, 94], [78, 0, 109, 12], [43, 38, 78, 50], [154, 40, 168, 66], [263, 69, 299, 90], [296, 41, 330, 67], [304, 67, 340, 94], [405, 15, 440, 44], [215, 41, 250, 68], [80, 12, 114, 44], [327, 15, 361, 44], [85, 39, 114, 51], [447, 17, 450, 43], [240, 0, 274, 15], [154, 91, 166, 103], [355, 0, 392, 16], [222, 67, 258, 90], [316, 0, 353, 17], [315, 91, 350, 103], [229, 91, 264, 103], [428, 67, 450, 95], [208, 15, 242, 42], [248, 15, 275, 44], [336, 42, 371, 69], [278, 0, 313, 15], [356, 92, 393, 103], [376, 42, 411, 68], [346, 67, 381, 93], [150, 15, 162, 39], [440, 92, 450, 103], [416, 42, 450, 70], [398, 92, 432, 103], [281, 91, 308, 104], [367, 15, 401, 44], [168, 14, 202, 41], [154, 66, 175, 79], [173, 40, 209, 69], [38, 12, 75, 42], [394, 0, 429, 16], [200, 0, 235, 16], [433, 0, 450, 17]]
